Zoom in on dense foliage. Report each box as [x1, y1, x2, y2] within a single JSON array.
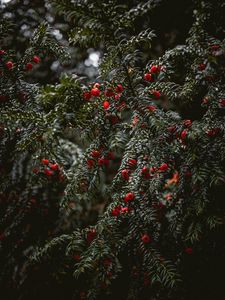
[[0, 1, 225, 300]]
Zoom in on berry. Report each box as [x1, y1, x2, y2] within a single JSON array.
[[150, 65, 158, 73], [121, 207, 129, 213], [103, 100, 110, 109], [128, 159, 137, 167], [146, 105, 156, 112], [152, 90, 161, 99], [141, 234, 151, 244], [49, 163, 59, 170], [41, 159, 49, 165], [33, 55, 41, 64], [115, 84, 123, 93], [83, 91, 91, 100], [219, 99, 225, 107], [183, 119, 192, 127], [91, 150, 101, 158], [44, 169, 53, 176], [141, 166, 149, 175], [87, 159, 95, 169], [0, 50, 6, 55], [93, 83, 100, 89], [159, 163, 168, 172], [124, 192, 135, 202], [144, 73, 152, 81], [184, 247, 193, 254], [91, 88, 100, 97], [198, 63, 206, 71], [87, 229, 97, 243], [211, 45, 220, 50], [5, 61, 13, 70], [26, 63, 33, 70], [111, 205, 121, 216], [121, 169, 129, 180], [73, 254, 81, 262], [206, 128, 220, 137], [181, 129, 188, 140], [105, 88, 114, 97]]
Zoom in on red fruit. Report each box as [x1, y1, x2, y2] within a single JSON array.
[[198, 63, 206, 71], [5, 61, 14, 70], [0, 50, 6, 55], [49, 163, 59, 170], [158, 163, 169, 172], [83, 91, 91, 101], [121, 169, 129, 180], [181, 129, 188, 140], [141, 166, 149, 175], [41, 158, 49, 165], [207, 128, 220, 137], [32, 167, 39, 174], [168, 125, 176, 133], [103, 100, 110, 109], [124, 192, 135, 202], [91, 150, 101, 158], [98, 157, 109, 166], [73, 254, 81, 262], [26, 63, 33, 70], [91, 88, 100, 97], [144, 73, 153, 81], [146, 105, 156, 112], [44, 169, 53, 176], [152, 90, 161, 99], [87, 229, 97, 243], [150, 65, 158, 73], [185, 247, 193, 254], [33, 55, 41, 64], [128, 159, 137, 167], [150, 166, 157, 173], [183, 119, 192, 127], [87, 159, 95, 169], [141, 234, 151, 244], [115, 84, 123, 93], [111, 205, 121, 216], [114, 94, 120, 101]]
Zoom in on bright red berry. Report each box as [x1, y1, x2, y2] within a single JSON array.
[[158, 163, 169, 172], [87, 229, 97, 243], [141, 234, 151, 244], [146, 105, 156, 112], [49, 163, 59, 170], [87, 159, 95, 169], [183, 119, 192, 127], [152, 90, 161, 99], [144, 73, 153, 81], [32, 55, 41, 64], [198, 63, 206, 71], [5, 61, 14, 70], [128, 159, 137, 167], [121, 169, 129, 180], [150, 65, 158, 73], [181, 129, 188, 140], [44, 169, 53, 176], [124, 192, 135, 202], [41, 159, 49, 165], [141, 166, 149, 174], [91, 88, 100, 97], [103, 100, 110, 109]]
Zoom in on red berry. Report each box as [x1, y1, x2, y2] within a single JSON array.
[[0, 50, 6, 55], [49, 163, 59, 170], [115, 84, 123, 93], [103, 100, 110, 109], [181, 129, 188, 140], [83, 91, 91, 100], [73, 254, 81, 262], [144, 73, 153, 81], [44, 169, 53, 176], [121, 207, 129, 213], [183, 119, 192, 127], [93, 83, 100, 89], [152, 90, 161, 99], [128, 159, 137, 167], [26, 63, 33, 70], [114, 94, 120, 101], [211, 45, 220, 50], [184, 247, 193, 254], [121, 169, 129, 180], [41, 159, 49, 165], [198, 63, 206, 71], [146, 105, 156, 112], [150, 65, 158, 73], [141, 234, 151, 244], [105, 88, 114, 97], [111, 205, 121, 216], [207, 128, 220, 137], [91, 88, 100, 97], [32, 55, 41, 64], [87, 229, 97, 243], [158, 163, 168, 172], [219, 99, 225, 107], [5, 61, 14, 70], [141, 166, 149, 174], [91, 150, 101, 158], [124, 192, 135, 202]]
